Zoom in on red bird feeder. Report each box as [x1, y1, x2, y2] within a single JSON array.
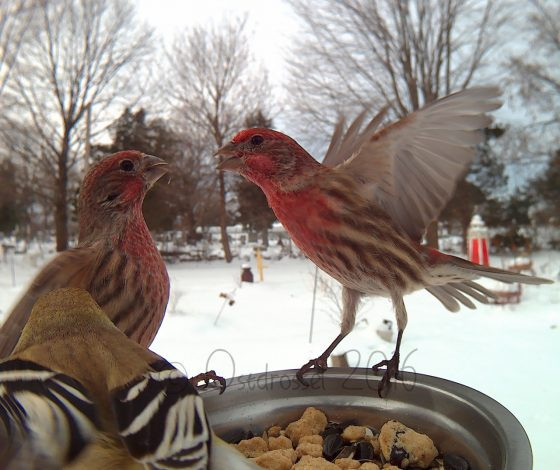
[[467, 214, 489, 266]]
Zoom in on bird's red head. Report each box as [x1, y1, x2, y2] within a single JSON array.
[[79, 151, 168, 240], [215, 128, 319, 191]]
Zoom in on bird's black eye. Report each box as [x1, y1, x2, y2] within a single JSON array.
[[250, 135, 264, 146], [120, 159, 134, 172]]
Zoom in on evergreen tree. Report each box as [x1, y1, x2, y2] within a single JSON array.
[[91, 108, 209, 237], [532, 149, 560, 225], [234, 111, 277, 245], [440, 180, 485, 249], [0, 160, 31, 235], [440, 126, 508, 250]]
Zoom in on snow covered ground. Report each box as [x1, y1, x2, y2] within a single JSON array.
[[0, 250, 558, 467]]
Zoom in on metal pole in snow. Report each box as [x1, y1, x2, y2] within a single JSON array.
[[309, 265, 319, 343], [214, 298, 229, 326], [256, 247, 264, 281], [10, 251, 16, 287]]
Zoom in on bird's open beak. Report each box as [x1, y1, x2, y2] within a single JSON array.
[[215, 143, 243, 172], [142, 154, 169, 188]]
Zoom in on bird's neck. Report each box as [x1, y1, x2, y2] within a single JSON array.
[[254, 162, 322, 197], [78, 204, 154, 255], [261, 176, 328, 243], [117, 207, 159, 258]]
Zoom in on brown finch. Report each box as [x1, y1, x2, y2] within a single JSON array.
[[0, 288, 259, 469], [216, 87, 553, 395], [0, 151, 170, 358]]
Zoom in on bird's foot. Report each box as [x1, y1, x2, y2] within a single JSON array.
[[189, 370, 227, 394], [296, 356, 329, 386], [372, 352, 400, 398]]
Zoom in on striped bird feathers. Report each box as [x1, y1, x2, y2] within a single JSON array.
[[1, 288, 214, 469], [0, 358, 99, 469], [0, 151, 170, 359], [113, 359, 211, 470]]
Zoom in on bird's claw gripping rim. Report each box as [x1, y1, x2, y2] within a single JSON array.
[[189, 370, 227, 394], [372, 353, 400, 398], [296, 357, 329, 386]]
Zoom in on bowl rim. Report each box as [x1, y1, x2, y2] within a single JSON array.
[[201, 367, 533, 469]]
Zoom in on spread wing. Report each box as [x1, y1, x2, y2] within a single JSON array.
[[322, 107, 388, 167], [329, 87, 501, 241], [0, 246, 99, 358]]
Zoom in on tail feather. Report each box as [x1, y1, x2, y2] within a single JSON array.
[[440, 284, 476, 309], [426, 286, 461, 312], [427, 254, 552, 312], [210, 435, 261, 470], [450, 282, 491, 304], [428, 280, 498, 312], [446, 254, 553, 285], [462, 280, 497, 298]]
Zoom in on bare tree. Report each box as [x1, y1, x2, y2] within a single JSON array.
[[286, 0, 505, 246], [0, 0, 36, 97], [509, 0, 559, 134], [288, 0, 503, 128], [165, 17, 271, 263], [2, 0, 153, 251]]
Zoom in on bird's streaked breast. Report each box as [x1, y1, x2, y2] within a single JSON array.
[[268, 176, 429, 295]]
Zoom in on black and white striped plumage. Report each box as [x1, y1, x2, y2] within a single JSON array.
[[0, 358, 98, 469], [113, 359, 211, 470], [0, 288, 258, 469]]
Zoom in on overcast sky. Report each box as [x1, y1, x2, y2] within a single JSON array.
[[135, 1, 534, 126], [136, 0, 298, 86]]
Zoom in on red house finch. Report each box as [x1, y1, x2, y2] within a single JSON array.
[[0, 151, 170, 358], [0, 288, 258, 469], [216, 87, 553, 395]]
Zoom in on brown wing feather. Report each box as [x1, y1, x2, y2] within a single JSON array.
[[337, 87, 501, 240], [0, 246, 99, 358], [322, 107, 389, 167]]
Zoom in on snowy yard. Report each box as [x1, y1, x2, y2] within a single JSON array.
[[0, 250, 558, 468]]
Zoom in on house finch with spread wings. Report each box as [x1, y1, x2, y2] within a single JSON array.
[[0, 288, 259, 469], [0, 151, 170, 358], [216, 87, 553, 395]]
